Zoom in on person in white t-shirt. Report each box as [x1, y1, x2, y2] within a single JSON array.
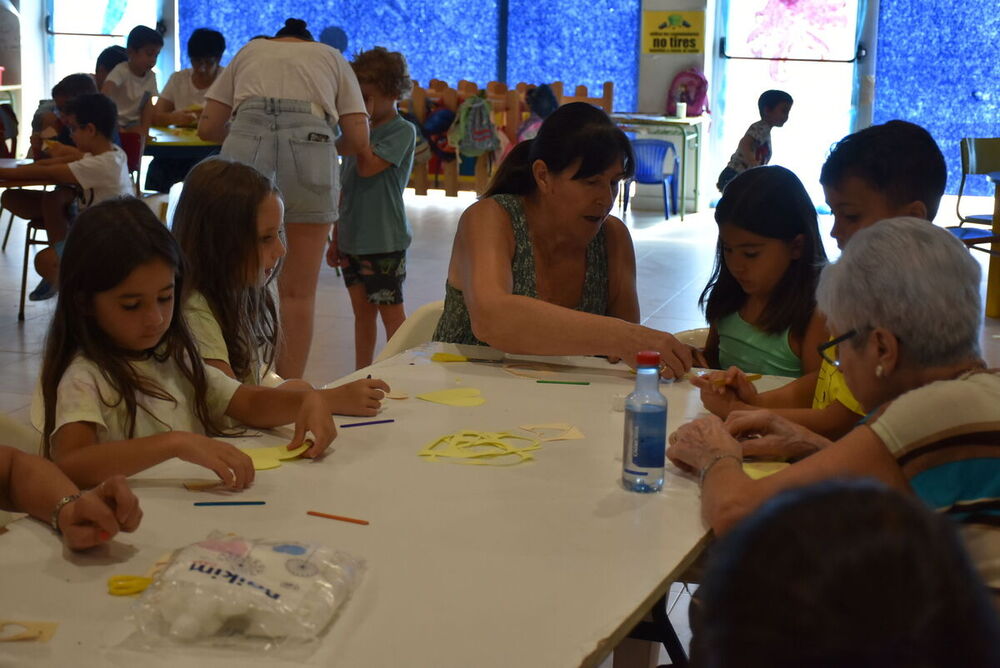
[[0, 93, 132, 299], [198, 17, 370, 380], [146, 28, 226, 192], [101, 25, 162, 133]]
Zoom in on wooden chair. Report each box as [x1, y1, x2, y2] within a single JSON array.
[[549, 81, 614, 113], [948, 137, 1000, 253], [18, 219, 47, 321]]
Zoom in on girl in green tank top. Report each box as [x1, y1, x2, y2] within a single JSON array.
[[700, 166, 828, 378]]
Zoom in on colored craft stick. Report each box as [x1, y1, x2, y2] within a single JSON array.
[[307, 510, 370, 526], [193, 501, 266, 506], [535, 379, 590, 386], [340, 418, 395, 428]]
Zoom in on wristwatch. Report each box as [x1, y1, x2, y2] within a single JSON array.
[[50, 493, 81, 533]]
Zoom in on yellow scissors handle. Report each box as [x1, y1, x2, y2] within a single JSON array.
[[107, 575, 153, 596]]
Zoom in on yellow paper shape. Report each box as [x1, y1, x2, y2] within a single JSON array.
[[743, 462, 790, 480], [385, 390, 409, 400], [416, 387, 485, 406], [431, 352, 468, 362], [419, 430, 540, 466], [238, 443, 309, 471], [519, 423, 585, 441], [0, 620, 58, 643]]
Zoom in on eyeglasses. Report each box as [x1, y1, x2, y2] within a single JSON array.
[[817, 329, 857, 368]]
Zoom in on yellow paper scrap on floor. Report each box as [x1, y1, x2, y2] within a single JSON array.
[[416, 387, 485, 406], [519, 423, 585, 441], [239, 443, 309, 471], [419, 430, 540, 465], [742, 462, 789, 480]]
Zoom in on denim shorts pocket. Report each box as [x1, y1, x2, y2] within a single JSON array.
[[222, 131, 262, 165], [288, 138, 335, 194]]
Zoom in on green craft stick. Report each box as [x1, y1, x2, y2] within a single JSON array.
[[535, 380, 590, 386]]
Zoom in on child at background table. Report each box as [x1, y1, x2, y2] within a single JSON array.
[[0, 445, 141, 550], [94, 46, 128, 91], [696, 121, 947, 440], [29, 73, 97, 159], [172, 158, 389, 405], [101, 25, 162, 134], [146, 28, 226, 192], [698, 165, 828, 377], [0, 93, 132, 300], [35, 198, 389, 490], [326, 47, 416, 369], [717, 89, 792, 192]]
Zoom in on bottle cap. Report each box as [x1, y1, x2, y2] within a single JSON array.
[[636, 351, 660, 367]]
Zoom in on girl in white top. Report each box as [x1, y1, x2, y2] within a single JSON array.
[[38, 198, 384, 490], [199, 18, 370, 381], [171, 158, 388, 411]]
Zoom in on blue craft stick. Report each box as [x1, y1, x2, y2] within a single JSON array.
[[340, 418, 395, 428], [193, 501, 266, 506]]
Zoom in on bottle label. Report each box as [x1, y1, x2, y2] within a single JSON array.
[[624, 409, 666, 469]]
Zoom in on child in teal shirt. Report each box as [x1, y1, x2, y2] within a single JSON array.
[[327, 47, 416, 368]]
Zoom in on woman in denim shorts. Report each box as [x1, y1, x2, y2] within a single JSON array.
[[199, 18, 368, 379]]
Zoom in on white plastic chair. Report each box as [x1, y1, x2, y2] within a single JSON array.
[[673, 327, 709, 348], [374, 300, 445, 362]]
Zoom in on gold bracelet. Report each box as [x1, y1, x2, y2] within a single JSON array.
[[50, 493, 81, 533], [699, 454, 741, 487]]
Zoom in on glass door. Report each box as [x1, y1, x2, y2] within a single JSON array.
[[713, 0, 870, 204]]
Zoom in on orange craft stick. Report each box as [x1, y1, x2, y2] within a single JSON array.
[[306, 510, 370, 526]]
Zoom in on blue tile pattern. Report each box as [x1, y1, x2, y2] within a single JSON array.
[[874, 1, 1000, 196], [507, 0, 638, 112]]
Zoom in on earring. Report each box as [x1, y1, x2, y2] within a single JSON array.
[[875, 364, 884, 379]]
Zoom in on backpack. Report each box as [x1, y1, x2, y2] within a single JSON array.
[[666, 68, 709, 117], [399, 109, 431, 165], [446, 95, 500, 157]]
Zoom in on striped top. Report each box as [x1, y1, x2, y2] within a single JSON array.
[[868, 369, 1000, 596]]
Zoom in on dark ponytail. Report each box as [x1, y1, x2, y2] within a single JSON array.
[[483, 102, 634, 198], [275, 18, 314, 41]]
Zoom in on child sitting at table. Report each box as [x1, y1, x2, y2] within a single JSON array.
[[0, 445, 141, 550], [29, 73, 98, 159], [696, 121, 947, 440], [172, 158, 389, 405], [326, 46, 416, 369], [146, 28, 226, 192], [0, 93, 132, 300], [698, 165, 828, 377], [716, 89, 792, 192], [101, 25, 162, 134], [94, 46, 128, 91], [36, 198, 390, 490]]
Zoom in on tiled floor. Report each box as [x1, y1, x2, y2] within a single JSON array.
[[2, 188, 999, 665]]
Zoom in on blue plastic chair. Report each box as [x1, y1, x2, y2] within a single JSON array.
[[622, 139, 679, 219]]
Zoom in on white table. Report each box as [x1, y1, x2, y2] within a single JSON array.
[[0, 344, 786, 667]]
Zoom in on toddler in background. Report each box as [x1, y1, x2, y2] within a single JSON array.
[[327, 47, 416, 368], [698, 165, 827, 377], [101, 25, 162, 133], [37, 198, 387, 490], [717, 89, 792, 192], [172, 158, 388, 410]]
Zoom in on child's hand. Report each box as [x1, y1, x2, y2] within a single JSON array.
[[45, 142, 83, 160], [175, 435, 255, 490], [57, 475, 143, 550], [326, 227, 348, 268], [323, 378, 390, 417], [289, 391, 337, 458], [689, 366, 758, 418], [170, 110, 199, 126]]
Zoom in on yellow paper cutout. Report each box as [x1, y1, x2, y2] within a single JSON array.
[[0, 620, 58, 643], [416, 387, 485, 406], [743, 462, 790, 480], [419, 430, 540, 465], [238, 443, 309, 471], [431, 352, 468, 362], [385, 390, 409, 400], [519, 423, 585, 441]]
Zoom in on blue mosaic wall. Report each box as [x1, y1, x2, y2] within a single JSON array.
[[507, 0, 638, 112], [177, 1, 638, 112], [874, 1, 1000, 196]]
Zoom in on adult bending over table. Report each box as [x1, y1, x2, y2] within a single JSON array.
[[668, 217, 1000, 596], [198, 18, 369, 379], [432, 102, 694, 377]]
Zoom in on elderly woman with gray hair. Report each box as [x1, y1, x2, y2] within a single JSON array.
[[668, 217, 1000, 597]]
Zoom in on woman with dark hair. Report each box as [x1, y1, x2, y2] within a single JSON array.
[[691, 480, 1000, 667], [198, 18, 369, 379], [433, 102, 694, 376]]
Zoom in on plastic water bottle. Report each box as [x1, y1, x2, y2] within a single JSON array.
[[621, 351, 667, 492]]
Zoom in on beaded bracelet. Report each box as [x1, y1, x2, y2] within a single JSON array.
[[699, 454, 742, 487], [50, 493, 81, 533]]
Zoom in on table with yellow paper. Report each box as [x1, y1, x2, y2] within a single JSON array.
[[0, 342, 794, 668]]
